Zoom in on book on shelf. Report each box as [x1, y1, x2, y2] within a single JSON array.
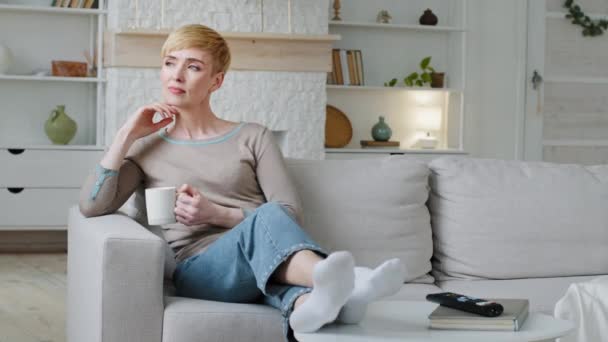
[[361, 140, 400, 148], [83, 0, 97, 9], [428, 299, 529, 331], [49, 0, 97, 9], [347, 50, 356, 85], [339, 49, 350, 85], [331, 49, 342, 85], [328, 49, 364, 86], [355, 50, 364, 85]]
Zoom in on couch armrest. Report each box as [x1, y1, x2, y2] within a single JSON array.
[[67, 206, 165, 342]]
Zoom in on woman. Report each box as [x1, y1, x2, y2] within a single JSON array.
[[79, 24, 406, 341]]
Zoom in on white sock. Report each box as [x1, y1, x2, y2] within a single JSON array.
[[336, 258, 407, 324], [289, 251, 355, 333]]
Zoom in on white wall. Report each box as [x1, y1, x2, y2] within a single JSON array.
[[541, 0, 608, 165], [464, 0, 528, 160]]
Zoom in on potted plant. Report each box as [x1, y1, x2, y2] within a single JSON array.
[[404, 56, 444, 88], [430, 71, 445, 88], [384, 56, 445, 88]]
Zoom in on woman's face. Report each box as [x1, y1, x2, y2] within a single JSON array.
[[160, 48, 224, 108]]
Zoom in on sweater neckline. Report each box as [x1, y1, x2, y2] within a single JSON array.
[[158, 122, 246, 146]]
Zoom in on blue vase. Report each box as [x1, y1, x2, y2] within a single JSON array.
[[371, 116, 392, 141]]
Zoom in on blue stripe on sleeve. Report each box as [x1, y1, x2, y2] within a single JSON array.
[[90, 164, 119, 200]]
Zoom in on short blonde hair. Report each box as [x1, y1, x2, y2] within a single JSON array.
[[161, 24, 231, 74]]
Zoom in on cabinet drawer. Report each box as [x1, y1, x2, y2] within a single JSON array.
[[1, 149, 104, 187], [0, 188, 80, 226]]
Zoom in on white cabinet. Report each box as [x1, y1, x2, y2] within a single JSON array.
[[0, 188, 82, 227], [0, 147, 104, 229], [0, 2, 107, 229], [325, 0, 467, 158], [0, 147, 104, 187]]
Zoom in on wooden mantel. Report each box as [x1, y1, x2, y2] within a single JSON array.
[[104, 30, 340, 72]]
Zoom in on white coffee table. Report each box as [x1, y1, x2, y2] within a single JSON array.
[[295, 301, 574, 342]]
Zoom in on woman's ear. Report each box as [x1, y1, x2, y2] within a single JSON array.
[[209, 71, 225, 93]]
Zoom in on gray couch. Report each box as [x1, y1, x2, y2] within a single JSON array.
[[67, 156, 608, 342]]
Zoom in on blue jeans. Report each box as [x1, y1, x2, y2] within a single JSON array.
[[172, 202, 328, 341]]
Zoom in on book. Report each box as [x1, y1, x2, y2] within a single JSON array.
[[332, 49, 343, 85], [339, 49, 350, 86], [428, 298, 529, 331], [355, 50, 364, 85], [347, 50, 357, 85], [353, 50, 361, 85], [360, 140, 400, 147]]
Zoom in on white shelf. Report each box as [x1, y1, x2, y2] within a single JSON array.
[[0, 4, 105, 15], [0, 74, 105, 83], [325, 148, 467, 154], [0, 226, 66, 231], [544, 76, 608, 84], [546, 11, 608, 20], [543, 139, 608, 147], [326, 1, 467, 153], [1, 145, 105, 150], [327, 84, 462, 92], [329, 20, 465, 32]]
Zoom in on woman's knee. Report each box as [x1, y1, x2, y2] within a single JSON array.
[[256, 202, 293, 219]]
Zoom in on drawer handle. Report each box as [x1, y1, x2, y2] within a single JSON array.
[[7, 149, 25, 155], [7, 188, 24, 194]]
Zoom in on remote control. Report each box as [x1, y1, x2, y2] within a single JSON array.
[[426, 292, 504, 317]]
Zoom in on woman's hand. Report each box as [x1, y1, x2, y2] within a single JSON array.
[[121, 102, 179, 141], [174, 184, 218, 226]]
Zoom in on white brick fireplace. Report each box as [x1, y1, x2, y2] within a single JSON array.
[[104, 0, 330, 159]]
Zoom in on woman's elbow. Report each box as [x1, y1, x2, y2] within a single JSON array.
[[78, 200, 109, 218]]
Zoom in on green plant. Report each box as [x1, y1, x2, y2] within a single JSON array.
[[404, 56, 435, 87], [384, 78, 397, 87], [383, 56, 438, 87], [564, 0, 608, 37]]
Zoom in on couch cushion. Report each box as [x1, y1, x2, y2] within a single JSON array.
[[162, 296, 284, 342], [437, 275, 603, 314], [429, 157, 608, 280], [385, 283, 442, 301], [286, 156, 433, 282]]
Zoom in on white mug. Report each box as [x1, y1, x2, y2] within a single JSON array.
[[145, 186, 177, 225]]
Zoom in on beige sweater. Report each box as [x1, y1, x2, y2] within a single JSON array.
[[79, 122, 302, 262]]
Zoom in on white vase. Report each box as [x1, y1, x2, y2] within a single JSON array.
[[0, 43, 13, 74]]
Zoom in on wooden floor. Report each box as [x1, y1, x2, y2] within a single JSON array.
[[0, 253, 66, 342]]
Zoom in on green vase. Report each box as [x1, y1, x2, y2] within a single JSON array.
[[45, 105, 77, 145], [371, 116, 392, 141]]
